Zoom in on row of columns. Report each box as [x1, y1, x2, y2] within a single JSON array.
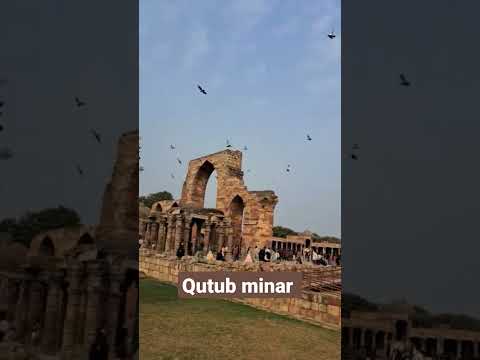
[[271, 241, 340, 256], [1, 261, 138, 359], [143, 214, 236, 260], [343, 326, 480, 359]]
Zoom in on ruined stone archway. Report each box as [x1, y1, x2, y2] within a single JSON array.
[[228, 195, 245, 251], [39, 236, 55, 257], [190, 160, 215, 208]]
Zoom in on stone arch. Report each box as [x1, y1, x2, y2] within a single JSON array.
[[79, 233, 94, 245], [171, 201, 179, 209], [190, 160, 216, 208], [228, 195, 245, 251], [154, 203, 162, 212], [39, 236, 55, 257]]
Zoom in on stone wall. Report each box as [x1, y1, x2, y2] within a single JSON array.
[[139, 252, 341, 330], [178, 149, 279, 250]]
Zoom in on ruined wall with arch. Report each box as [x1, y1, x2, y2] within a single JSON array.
[[179, 150, 278, 250]]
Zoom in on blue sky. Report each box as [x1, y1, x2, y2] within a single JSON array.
[[140, 0, 341, 237]]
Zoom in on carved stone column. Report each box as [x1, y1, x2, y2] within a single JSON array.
[[158, 218, 166, 253], [83, 262, 104, 353], [174, 215, 184, 254], [61, 262, 83, 359], [41, 271, 63, 354], [203, 221, 211, 251], [7, 279, 19, 323], [106, 265, 124, 360], [144, 222, 152, 247], [15, 279, 30, 341], [225, 220, 234, 261], [150, 222, 158, 249], [164, 216, 174, 254], [183, 219, 191, 255]]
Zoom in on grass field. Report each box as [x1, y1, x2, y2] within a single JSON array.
[[140, 278, 340, 360]]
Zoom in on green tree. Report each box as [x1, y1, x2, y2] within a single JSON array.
[[139, 191, 174, 208], [0, 206, 81, 246], [272, 226, 298, 238]]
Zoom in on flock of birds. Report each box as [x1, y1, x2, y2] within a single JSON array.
[[0, 27, 414, 176], [161, 28, 401, 181], [0, 85, 104, 178]]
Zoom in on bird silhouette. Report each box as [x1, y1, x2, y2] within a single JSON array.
[[75, 97, 86, 107], [351, 154, 358, 160], [307, 134, 312, 141], [226, 139, 232, 148], [177, 157, 182, 165], [0, 147, 13, 160], [140, 166, 144, 172], [243, 146, 248, 151], [0, 101, 4, 108], [171, 173, 175, 179], [90, 129, 102, 143], [76, 165, 84, 175], [170, 144, 175, 150], [327, 30, 336, 39], [400, 74, 411, 86], [246, 169, 251, 173], [0, 124, 3, 132], [197, 85, 207, 95]]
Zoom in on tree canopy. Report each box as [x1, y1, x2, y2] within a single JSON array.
[[139, 191, 174, 208], [272, 226, 298, 238], [0, 206, 81, 246]]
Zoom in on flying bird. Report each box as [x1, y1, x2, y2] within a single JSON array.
[[0, 147, 13, 160], [197, 85, 207, 95], [170, 144, 175, 150], [177, 157, 182, 165], [246, 169, 251, 173], [307, 134, 312, 141], [400, 74, 411, 87], [140, 166, 144, 172], [351, 154, 358, 160], [76, 165, 84, 175], [0, 124, 3, 132], [226, 139, 232, 148], [0, 101, 4, 108], [75, 97, 86, 107], [90, 129, 102, 143], [243, 146, 248, 151], [327, 30, 336, 39], [286, 164, 291, 173], [170, 173, 175, 179]]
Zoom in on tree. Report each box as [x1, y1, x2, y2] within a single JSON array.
[[139, 191, 174, 208], [0, 206, 81, 246], [272, 226, 298, 238]]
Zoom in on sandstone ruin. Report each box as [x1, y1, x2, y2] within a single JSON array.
[[0, 130, 139, 359], [141, 149, 278, 260]]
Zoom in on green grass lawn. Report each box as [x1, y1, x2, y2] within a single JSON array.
[[140, 278, 340, 360]]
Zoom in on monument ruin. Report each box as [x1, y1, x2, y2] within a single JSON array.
[[141, 149, 279, 260]]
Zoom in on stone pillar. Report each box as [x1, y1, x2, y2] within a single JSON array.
[[436, 338, 444, 357], [106, 266, 124, 360], [191, 222, 198, 255], [61, 263, 83, 359], [7, 279, 19, 323], [83, 262, 104, 353], [15, 280, 30, 341], [456, 341, 461, 360], [360, 329, 365, 347], [144, 223, 151, 247], [150, 222, 159, 249], [473, 342, 479, 359], [158, 218, 166, 253], [183, 219, 191, 255], [164, 216, 174, 254], [203, 221, 212, 251], [174, 215, 183, 254], [41, 272, 63, 354], [225, 222, 234, 262], [216, 223, 225, 251]]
